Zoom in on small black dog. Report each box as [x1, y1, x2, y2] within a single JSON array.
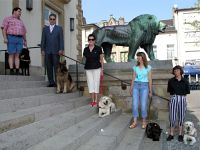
[[145, 122, 162, 141], [20, 48, 31, 76]]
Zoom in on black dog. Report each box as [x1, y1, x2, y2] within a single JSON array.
[[20, 48, 31, 76], [145, 122, 162, 141]]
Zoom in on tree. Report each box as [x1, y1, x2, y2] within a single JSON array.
[[190, 0, 200, 30]]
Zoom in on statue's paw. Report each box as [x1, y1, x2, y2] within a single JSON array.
[[128, 58, 134, 62], [105, 58, 113, 63]]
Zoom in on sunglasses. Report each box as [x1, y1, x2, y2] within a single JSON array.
[[88, 39, 95, 41], [50, 18, 56, 20]]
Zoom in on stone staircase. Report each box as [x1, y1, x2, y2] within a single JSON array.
[[0, 75, 148, 150]]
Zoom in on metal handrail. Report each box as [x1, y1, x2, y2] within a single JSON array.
[[62, 54, 170, 102], [61, 54, 130, 89], [1, 46, 41, 75]]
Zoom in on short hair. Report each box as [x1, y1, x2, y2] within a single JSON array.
[[49, 13, 57, 19], [172, 65, 184, 75], [12, 7, 21, 14], [88, 34, 96, 40]]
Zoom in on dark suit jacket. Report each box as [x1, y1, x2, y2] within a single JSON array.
[[41, 25, 64, 54]]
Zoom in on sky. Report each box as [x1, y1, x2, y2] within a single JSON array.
[[82, 0, 197, 24]]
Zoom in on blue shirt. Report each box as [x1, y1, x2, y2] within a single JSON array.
[[133, 65, 151, 82]]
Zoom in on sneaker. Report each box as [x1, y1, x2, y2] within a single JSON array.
[[178, 135, 183, 142], [166, 135, 174, 141]]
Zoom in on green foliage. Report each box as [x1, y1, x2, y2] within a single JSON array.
[[191, 0, 200, 30]]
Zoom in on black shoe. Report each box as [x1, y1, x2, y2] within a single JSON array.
[[15, 69, 19, 75], [10, 69, 14, 75], [47, 84, 54, 87], [178, 135, 183, 142], [167, 135, 174, 141]]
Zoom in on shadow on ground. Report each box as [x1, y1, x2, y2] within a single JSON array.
[[162, 110, 200, 150]]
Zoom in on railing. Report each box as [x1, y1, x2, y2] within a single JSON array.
[[0, 48, 170, 102], [62, 54, 170, 102], [0, 46, 40, 75]]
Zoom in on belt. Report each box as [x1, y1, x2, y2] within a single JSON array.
[[8, 34, 23, 37]]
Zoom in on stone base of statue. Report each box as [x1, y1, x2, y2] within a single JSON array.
[[69, 60, 173, 120]]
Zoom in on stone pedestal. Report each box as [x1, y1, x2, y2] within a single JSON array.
[[69, 60, 173, 120]]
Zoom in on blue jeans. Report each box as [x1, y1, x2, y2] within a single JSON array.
[[132, 81, 149, 119]]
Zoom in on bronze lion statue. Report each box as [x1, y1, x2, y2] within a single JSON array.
[[93, 14, 166, 62]]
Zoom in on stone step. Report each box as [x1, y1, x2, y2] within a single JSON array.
[[0, 92, 80, 114], [139, 120, 167, 150], [0, 75, 45, 81], [77, 113, 131, 150], [0, 96, 90, 133], [0, 105, 96, 150], [0, 87, 55, 100], [0, 81, 48, 90], [116, 121, 146, 150], [27, 110, 122, 150]]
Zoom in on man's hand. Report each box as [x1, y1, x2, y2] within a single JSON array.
[[41, 51, 45, 56], [23, 40, 27, 47], [3, 38, 8, 43], [58, 50, 64, 55]]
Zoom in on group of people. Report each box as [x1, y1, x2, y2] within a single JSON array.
[[2, 7, 190, 143], [84, 33, 190, 143], [1, 7, 63, 87]]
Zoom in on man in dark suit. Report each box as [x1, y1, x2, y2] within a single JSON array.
[[41, 14, 64, 87]]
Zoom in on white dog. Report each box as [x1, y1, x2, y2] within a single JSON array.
[[183, 121, 197, 145], [98, 95, 116, 117]]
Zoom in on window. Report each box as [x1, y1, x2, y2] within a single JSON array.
[[44, 6, 59, 25], [111, 52, 117, 62], [167, 44, 174, 59], [120, 51, 128, 62], [153, 45, 157, 59]]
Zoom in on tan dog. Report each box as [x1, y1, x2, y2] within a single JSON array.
[[56, 60, 75, 93], [183, 121, 197, 145], [98, 95, 116, 117]]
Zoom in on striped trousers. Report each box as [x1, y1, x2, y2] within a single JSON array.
[[169, 95, 187, 127]]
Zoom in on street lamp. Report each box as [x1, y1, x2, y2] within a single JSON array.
[[26, 0, 33, 11]]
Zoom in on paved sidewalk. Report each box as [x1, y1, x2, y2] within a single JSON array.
[[162, 103, 200, 150]]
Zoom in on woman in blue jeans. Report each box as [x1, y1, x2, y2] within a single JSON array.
[[129, 52, 152, 129]]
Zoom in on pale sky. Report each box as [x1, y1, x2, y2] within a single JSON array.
[[82, 0, 197, 23]]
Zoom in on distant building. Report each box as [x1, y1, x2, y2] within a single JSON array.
[[82, 7, 200, 65], [82, 15, 129, 62]]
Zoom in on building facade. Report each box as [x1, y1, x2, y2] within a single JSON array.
[[82, 7, 200, 65], [0, 0, 83, 67]]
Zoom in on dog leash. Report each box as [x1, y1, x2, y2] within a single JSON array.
[[147, 96, 153, 121], [100, 72, 104, 95]]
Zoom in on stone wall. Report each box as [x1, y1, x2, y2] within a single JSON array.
[[69, 60, 173, 120]]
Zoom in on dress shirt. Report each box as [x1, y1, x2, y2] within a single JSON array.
[[49, 25, 55, 33]]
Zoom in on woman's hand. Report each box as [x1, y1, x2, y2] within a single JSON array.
[[130, 87, 133, 96], [149, 91, 152, 98], [100, 69, 104, 76]]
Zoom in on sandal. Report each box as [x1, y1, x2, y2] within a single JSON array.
[[142, 122, 147, 129], [129, 122, 137, 129]]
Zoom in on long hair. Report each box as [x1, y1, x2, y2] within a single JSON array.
[[136, 52, 148, 68]]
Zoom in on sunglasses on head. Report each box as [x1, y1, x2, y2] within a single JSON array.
[[88, 38, 95, 41]]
